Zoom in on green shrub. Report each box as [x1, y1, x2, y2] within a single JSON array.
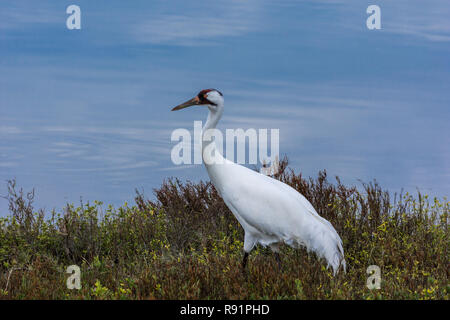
[[0, 158, 448, 299]]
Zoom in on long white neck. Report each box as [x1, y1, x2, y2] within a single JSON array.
[[202, 105, 225, 169], [203, 107, 222, 132]]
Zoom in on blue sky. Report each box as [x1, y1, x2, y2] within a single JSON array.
[[1, 0, 449, 215]]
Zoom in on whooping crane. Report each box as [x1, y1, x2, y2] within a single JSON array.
[[172, 89, 346, 275]]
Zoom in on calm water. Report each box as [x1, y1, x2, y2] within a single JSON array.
[[1, 1, 449, 216]]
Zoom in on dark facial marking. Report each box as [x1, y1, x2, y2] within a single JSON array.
[[197, 88, 222, 106]]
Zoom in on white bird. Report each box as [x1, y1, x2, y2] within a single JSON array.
[[172, 89, 346, 275]]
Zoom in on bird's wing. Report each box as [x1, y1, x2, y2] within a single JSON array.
[[212, 161, 346, 274], [215, 162, 322, 236]]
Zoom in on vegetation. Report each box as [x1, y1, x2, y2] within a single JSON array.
[[0, 157, 448, 299]]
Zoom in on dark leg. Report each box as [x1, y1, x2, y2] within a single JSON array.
[[241, 252, 249, 275], [274, 252, 282, 271]]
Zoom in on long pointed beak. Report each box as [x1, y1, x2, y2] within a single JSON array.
[[171, 96, 201, 111]]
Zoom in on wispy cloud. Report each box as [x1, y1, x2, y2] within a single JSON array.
[[158, 164, 196, 171], [0, 3, 60, 30], [294, 0, 450, 43], [0, 126, 24, 134], [41, 125, 171, 173], [385, 1, 450, 42], [0, 162, 16, 168], [56, 160, 158, 172], [132, 0, 263, 45]]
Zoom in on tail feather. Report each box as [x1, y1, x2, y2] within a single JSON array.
[[299, 211, 346, 275]]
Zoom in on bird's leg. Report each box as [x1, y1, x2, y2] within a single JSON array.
[[270, 243, 282, 271], [242, 233, 255, 279], [241, 252, 249, 276], [274, 252, 282, 271]]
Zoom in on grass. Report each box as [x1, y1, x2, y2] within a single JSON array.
[[0, 157, 448, 300]]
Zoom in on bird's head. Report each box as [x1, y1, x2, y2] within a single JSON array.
[[172, 89, 224, 112]]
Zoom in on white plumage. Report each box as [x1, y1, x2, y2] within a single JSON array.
[[172, 89, 346, 275]]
